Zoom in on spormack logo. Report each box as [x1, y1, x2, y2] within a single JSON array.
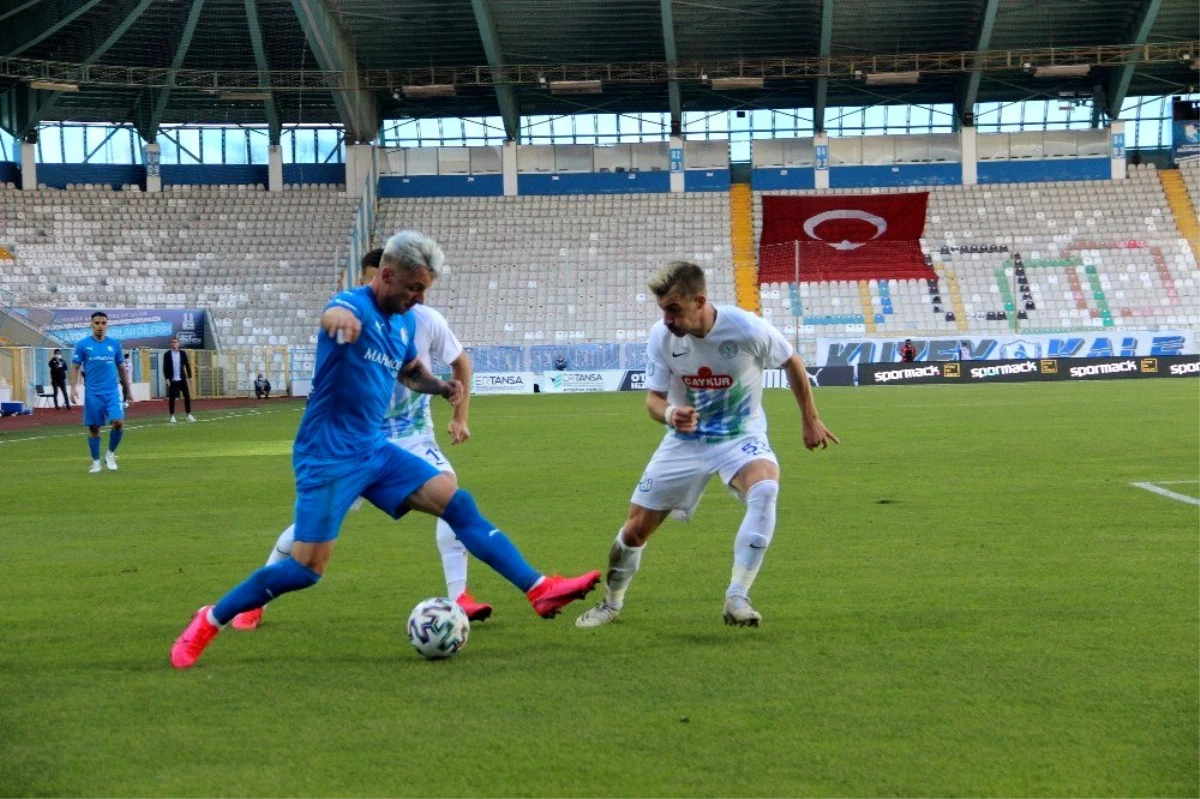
[[1068, 360, 1137, 378], [968, 361, 1039, 380], [1169, 361, 1200, 376], [873, 364, 940, 383]]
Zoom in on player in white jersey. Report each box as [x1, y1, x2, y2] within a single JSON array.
[[576, 261, 839, 629], [377, 302, 492, 621], [230, 250, 492, 630]]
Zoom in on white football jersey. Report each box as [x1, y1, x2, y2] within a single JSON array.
[[382, 304, 464, 439], [645, 305, 793, 443]]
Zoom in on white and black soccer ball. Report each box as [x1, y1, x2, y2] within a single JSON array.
[[406, 597, 470, 659]]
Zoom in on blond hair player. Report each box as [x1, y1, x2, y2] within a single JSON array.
[[576, 261, 839, 628]]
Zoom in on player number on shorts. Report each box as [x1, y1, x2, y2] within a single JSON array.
[[426, 447, 446, 466], [741, 440, 772, 457]]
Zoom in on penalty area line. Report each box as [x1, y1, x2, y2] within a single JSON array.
[[1130, 482, 1200, 507]]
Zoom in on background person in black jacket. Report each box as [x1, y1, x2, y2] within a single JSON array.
[[162, 336, 195, 423], [899, 339, 918, 362], [48, 348, 71, 408]]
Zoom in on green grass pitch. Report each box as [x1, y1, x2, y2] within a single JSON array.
[[1, 380, 1196, 797]]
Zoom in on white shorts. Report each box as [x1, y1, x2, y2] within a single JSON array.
[[390, 433, 455, 475], [630, 433, 778, 521], [350, 434, 453, 513]]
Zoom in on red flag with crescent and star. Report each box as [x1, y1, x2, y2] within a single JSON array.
[[758, 193, 935, 283]]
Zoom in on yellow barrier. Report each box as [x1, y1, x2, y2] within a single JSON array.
[[0, 346, 31, 404]]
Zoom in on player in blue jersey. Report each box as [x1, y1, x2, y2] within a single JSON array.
[[70, 311, 133, 473], [171, 231, 600, 668], [230, 249, 493, 631]]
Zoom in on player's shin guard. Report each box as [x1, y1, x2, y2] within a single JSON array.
[[210, 558, 321, 626], [606, 530, 644, 609], [266, 525, 295, 567], [436, 518, 468, 599], [108, 427, 123, 453], [87, 436, 101, 460], [728, 480, 778, 599], [441, 489, 540, 593]]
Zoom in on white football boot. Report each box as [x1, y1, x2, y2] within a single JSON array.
[[575, 601, 621, 628], [722, 595, 762, 627]]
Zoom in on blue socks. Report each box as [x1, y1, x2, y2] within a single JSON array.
[[87, 436, 100, 460], [207, 490, 536, 627], [108, 427, 123, 454], [441, 490, 541, 592], [211, 558, 322, 626]]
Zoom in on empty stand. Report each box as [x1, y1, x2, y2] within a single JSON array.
[[754, 164, 1199, 360], [0, 184, 356, 353], [374, 194, 734, 346]]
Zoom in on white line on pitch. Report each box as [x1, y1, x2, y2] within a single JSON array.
[[1130, 482, 1200, 507], [0, 406, 289, 446]]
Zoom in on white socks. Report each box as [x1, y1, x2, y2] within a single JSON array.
[[605, 530, 644, 609], [727, 480, 779, 599], [436, 518, 468, 598], [267, 525, 295, 566]]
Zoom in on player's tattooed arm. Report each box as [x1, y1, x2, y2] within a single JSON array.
[[399, 359, 464, 406]]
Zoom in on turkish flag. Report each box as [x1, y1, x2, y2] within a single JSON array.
[[758, 193, 934, 283]]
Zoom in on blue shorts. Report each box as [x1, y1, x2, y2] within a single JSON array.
[[292, 442, 442, 543], [83, 392, 124, 427]]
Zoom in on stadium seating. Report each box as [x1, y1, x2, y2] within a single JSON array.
[[0, 184, 355, 351], [1, 169, 1195, 375], [374, 194, 735, 345], [753, 164, 1199, 362], [1179, 158, 1200, 204]]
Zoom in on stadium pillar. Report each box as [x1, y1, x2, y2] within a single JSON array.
[[268, 145, 283, 192], [813, 133, 830, 190], [502, 141, 517, 196], [1109, 121, 1127, 181], [960, 126, 978, 185], [344, 144, 372, 199], [144, 142, 161, 193], [19, 139, 36, 191], [669, 136, 684, 193]]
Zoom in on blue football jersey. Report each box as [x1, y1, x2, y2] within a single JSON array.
[[72, 336, 124, 396], [293, 286, 418, 489]]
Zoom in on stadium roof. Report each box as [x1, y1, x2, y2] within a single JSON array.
[[0, 0, 1197, 142]]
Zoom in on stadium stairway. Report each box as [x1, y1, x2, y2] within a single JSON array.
[[943, 269, 969, 331], [1160, 169, 1200, 262], [730, 184, 760, 313], [857, 280, 877, 333]]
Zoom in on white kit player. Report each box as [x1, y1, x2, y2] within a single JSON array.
[[576, 261, 839, 629], [230, 250, 492, 631]]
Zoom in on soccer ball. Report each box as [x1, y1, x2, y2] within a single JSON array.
[[406, 597, 470, 659]]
